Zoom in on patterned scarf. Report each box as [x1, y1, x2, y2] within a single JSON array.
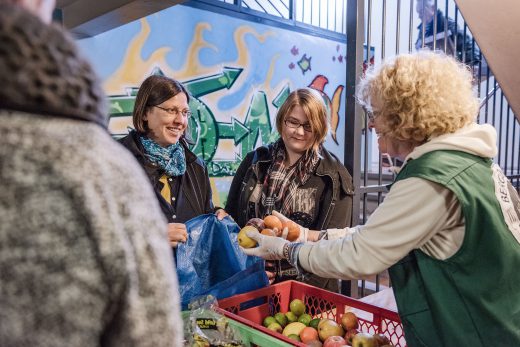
[[261, 139, 320, 217], [139, 136, 186, 177]]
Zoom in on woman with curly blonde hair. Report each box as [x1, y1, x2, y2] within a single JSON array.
[[244, 52, 520, 346]]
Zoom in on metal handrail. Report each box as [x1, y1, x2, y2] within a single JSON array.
[[479, 84, 500, 109]]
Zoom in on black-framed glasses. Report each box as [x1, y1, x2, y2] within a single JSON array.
[[154, 105, 192, 118], [284, 118, 312, 132]]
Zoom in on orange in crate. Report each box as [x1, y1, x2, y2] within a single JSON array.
[[217, 280, 406, 347]]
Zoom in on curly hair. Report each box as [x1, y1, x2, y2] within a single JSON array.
[[356, 51, 479, 143], [275, 88, 328, 153]]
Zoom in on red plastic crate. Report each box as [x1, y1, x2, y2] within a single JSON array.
[[217, 280, 406, 347]]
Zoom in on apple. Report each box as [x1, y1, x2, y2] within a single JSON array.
[[266, 322, 283, 333], [300, 326, 319, 344], [285, 311, 298, 323], [340, 312, 359, 330], [344, 328, 359, 345], [323, 335, 347, 347], [274, 312, 288, 327], [372, 333, 391, 346], [288, 334, 301, 342], [289, 299, 306, 316], [318, 319, 345, 342], [237, 226, 258, 248], [263, 316, 277, 328], [351, 332, 376, 347], [298, 313, 313, 326], [305, 340, 323, 347]]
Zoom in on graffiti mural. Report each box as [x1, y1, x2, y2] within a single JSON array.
[[77, 4, 354, 205]]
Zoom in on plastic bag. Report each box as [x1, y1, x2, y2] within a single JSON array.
[[176, 214, 268, 309], [184, 295, 244, 347]]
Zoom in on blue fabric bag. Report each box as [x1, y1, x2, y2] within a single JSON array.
[[176, 214, 268, 309]]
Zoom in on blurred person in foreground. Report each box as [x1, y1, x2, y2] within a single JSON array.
[[119, 75, 227, 252], [226, 88, 354, 291], [243, 52, 520, 346], [0, 1, 182, 346]]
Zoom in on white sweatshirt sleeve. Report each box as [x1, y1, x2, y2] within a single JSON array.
[[297, 177, 464, 279]]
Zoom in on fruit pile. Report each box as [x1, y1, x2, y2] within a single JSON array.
[[261, 299, 394, 346], [238, 215, 301, 249]]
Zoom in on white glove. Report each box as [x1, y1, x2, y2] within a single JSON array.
[[272, 210, 309, 242], [241, 230, 289, 260], [272, 210, 290, 222]]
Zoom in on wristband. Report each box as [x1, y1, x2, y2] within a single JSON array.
[[282, 243, 291, 260]]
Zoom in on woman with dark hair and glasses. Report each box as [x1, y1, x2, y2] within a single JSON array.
[[120, 75, 227, 249], [226, 88, 353, 291]]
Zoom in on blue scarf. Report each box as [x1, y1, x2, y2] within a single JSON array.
[[139, 136, 187, 177]]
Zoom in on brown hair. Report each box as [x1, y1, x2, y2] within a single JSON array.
[[275, 88, 328, 153], [132, 75, 190, 134]]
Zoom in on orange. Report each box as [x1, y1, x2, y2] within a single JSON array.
[[300, 326, 319, 344], [261, 228, 276, 237], [283, 220, 300, 241], [264, 215, 283, 231]]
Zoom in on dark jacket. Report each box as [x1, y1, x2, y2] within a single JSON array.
[[225, 144, 354, 292], [119, 130, 214, 223], [226, 144, 354, 230], [416, 9, 480, 66]]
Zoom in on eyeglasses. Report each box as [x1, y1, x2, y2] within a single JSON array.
[[284, 118, 312, 133], [366, 111, 376, 123], [363, 107, 380, 123], [154, 105, 192, 118]]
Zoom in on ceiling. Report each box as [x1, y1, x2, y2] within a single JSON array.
[[55, 0, 185, 38]]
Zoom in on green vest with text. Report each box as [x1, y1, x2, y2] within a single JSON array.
[[388, 150, 520, 347]]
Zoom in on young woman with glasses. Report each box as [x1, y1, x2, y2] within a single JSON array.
[[119, 75, 227, 250], [226, 88, 354, 291]]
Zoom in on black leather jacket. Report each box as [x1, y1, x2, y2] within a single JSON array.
[[226, 144, 354, 230], [119, 130, 214, 223]]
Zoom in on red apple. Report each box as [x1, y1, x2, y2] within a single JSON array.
[[323, 335, 347, 347], [340, 312, 359, 331]]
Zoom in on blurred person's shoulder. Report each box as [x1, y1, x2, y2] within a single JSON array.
[[0, 110, 163, 222]]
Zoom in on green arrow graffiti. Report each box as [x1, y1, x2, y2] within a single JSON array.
[[184, 67, 243, 98], [240, 91, 272, 159], [217, 117, 249, 145], [108, 67, 294, 177]]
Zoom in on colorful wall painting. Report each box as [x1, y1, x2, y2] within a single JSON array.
[[77, 4, 368, 206]]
